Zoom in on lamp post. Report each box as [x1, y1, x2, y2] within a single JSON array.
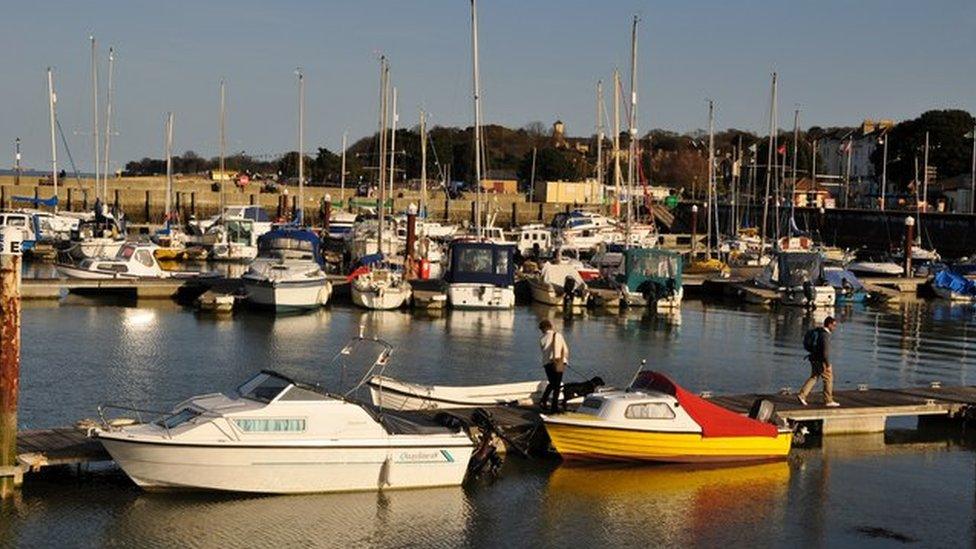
[[691, 204, 699, 257]]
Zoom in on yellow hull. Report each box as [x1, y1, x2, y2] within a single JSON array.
[[545, 419, 792, 463], [154, 248, 183, 261]]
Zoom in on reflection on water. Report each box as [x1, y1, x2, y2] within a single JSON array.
[[6, 298, 976, 546]]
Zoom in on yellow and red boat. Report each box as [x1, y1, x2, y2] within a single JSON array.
[[542, 371, 792, 463]]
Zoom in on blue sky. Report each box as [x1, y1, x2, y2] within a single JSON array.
[[3, 0, 975, 173]]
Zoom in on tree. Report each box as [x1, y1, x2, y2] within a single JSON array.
[[517, 148, 577, 185], [870, 109, 975, 190]]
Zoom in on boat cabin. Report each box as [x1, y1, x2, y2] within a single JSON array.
[[616, 247, 682, 295], [445, 241, 516, 287], [257, 228, 324, 264]]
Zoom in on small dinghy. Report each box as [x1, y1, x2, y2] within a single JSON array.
[[368, 375, 549, 411]]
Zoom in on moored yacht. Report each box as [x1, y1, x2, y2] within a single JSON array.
[[242, 228, 332, 311], [445, 240, 516, 309]]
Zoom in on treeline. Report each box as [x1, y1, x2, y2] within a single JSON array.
[[123, 109, 975, 196]]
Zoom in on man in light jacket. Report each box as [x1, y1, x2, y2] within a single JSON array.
[[539, 319, 569, 413]]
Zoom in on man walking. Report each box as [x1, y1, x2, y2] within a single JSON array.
[[798, 316, 840, 407], [539, 319, 568, 413]]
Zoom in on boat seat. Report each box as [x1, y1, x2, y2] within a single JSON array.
[[359, 403, 462, 435]]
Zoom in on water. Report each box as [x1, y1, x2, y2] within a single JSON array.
[[3, 298, 976, 547]]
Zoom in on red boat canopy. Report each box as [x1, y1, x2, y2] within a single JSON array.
[[632, 371, 778, 438]]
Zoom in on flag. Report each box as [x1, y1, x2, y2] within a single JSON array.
[[839, 141, 851, 153], [748, 143, 758, 153], [965, 130, 976, 139], [777, 144, 787, 155]]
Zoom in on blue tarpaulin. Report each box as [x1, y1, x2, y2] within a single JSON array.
[[933, 269, 976, 297], [13, 195, 58, 207]]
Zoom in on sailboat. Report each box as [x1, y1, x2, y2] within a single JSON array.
[[242, 70, 332, 311], [152, 113, 197, 261], [350, 57, 412, 310], [686, 100, 730, 277]]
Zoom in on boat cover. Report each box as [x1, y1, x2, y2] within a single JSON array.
[[933, 269, 976, 296], [823, 268, 864, 291], [631, 371, 778, 438], [776, 251, 822, 287], [257, 228, 323, 265], [540, 263, 585, 286], [446, 241, 515, 286]]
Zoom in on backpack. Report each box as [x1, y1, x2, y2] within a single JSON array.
[[803, 328, 823, 355]]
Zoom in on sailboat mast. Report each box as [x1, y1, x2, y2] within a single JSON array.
[[760, 72, 777, 253], [340, 132, 347, 206], [377, 58, 389, 254], [219, 79, 226, 213], [47, 68, 58, 210], [420, 110, 428, 218], [102, 47, 115, 201], [789, 108, 799, 238], [613, 69, 622, 217], [706, 100, 714, 259], [389, 86, 398, 212], [625, 15, 639, 246], [296, 68, 305, 225], [164, 112, 173, 223], [596, 80, 604, 186], [90, 35, 100, 201], [471, 0, 483, 238]]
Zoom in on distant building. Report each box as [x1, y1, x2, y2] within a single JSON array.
[[533, 179, 603, 204], [482, 169, 518, 194], [209, 169, 236, 182]]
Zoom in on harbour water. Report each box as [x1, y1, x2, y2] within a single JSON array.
[[3, 298, 976, 546]]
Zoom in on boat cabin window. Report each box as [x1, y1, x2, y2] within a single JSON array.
[[158, 408, 200, 429], [238, 373, 292, 403], [117, 246, 136, 260], [494, 249, 510, 275], [457, 248, 494, 274], [624, 402, 676, 420], [278, 386, 329, 401], [580, 397, 603, 410], [227, 220, 253, 245], [234, 418, 306, 433], [5, 216, 26, 227], [135, 249, 154, 268], [96, 263, 128, 273]]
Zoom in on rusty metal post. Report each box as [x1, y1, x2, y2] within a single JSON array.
[[690, 204, 699, 257], [904, 216, 915, 278], [405, 203, 418, 279], [0, 227, 23, 497]]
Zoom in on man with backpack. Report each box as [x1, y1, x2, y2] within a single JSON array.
[[798, 316, 840, 407]]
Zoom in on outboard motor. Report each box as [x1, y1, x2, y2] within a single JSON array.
[[802, 280, 815, 306]]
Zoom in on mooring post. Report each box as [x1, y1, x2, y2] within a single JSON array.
[[904, 216, 915, 278], [0, 227, 23, 498], [322, 193, 332, 234], [690, 204, 699, 258], [405, 203, 418, 280]]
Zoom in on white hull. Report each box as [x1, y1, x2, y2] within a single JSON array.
[[622, 286, 683, 310], [243, 278, 331, 311], [99, 436, 472, 494], [447, 283, 515, 310], [352, 285, 411, 310], [210, 244, 258, 262], [779, 285, 836, 308], [369, 375, 549, 411], [932, 285, 976, 302], [78, 239, 125, 260], [527, 279, 588, 307], [848, 262, 903, 277], [55, 264, 142, 280]]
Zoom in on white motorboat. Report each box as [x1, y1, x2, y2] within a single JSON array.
[[445, 240, 516, 309], [189, 205, 273, 236], [526, 261, 589, 307], [96, 337, 475, 494], [55, 242, 207, 280], [847, 252, 904, 277], [514, 224, 553, 259], [242, 228, 332, 311], [368, 375, 549, 411], [204, 217, 260, 262], [351, 265, 412, 310], [346, 216, 403, 262], [755, 250, 835, 308]]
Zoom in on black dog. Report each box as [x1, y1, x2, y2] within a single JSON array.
[[560, 376, 606, 407]]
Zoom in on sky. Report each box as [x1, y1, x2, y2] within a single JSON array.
[[3, 0, 975, 173]]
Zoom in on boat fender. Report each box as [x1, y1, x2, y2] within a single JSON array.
[[802, 281, 815, 304]]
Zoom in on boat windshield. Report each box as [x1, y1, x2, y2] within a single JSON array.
[[237, 372, 293, 403]]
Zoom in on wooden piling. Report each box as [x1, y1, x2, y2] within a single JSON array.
[[0, 228, 23, 498], [405, 210, 417, 279]]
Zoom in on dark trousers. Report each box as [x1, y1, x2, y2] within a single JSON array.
[[541, 362, 563, 413]]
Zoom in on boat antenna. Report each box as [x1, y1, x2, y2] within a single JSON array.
[[627, 359, 647, 389]]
